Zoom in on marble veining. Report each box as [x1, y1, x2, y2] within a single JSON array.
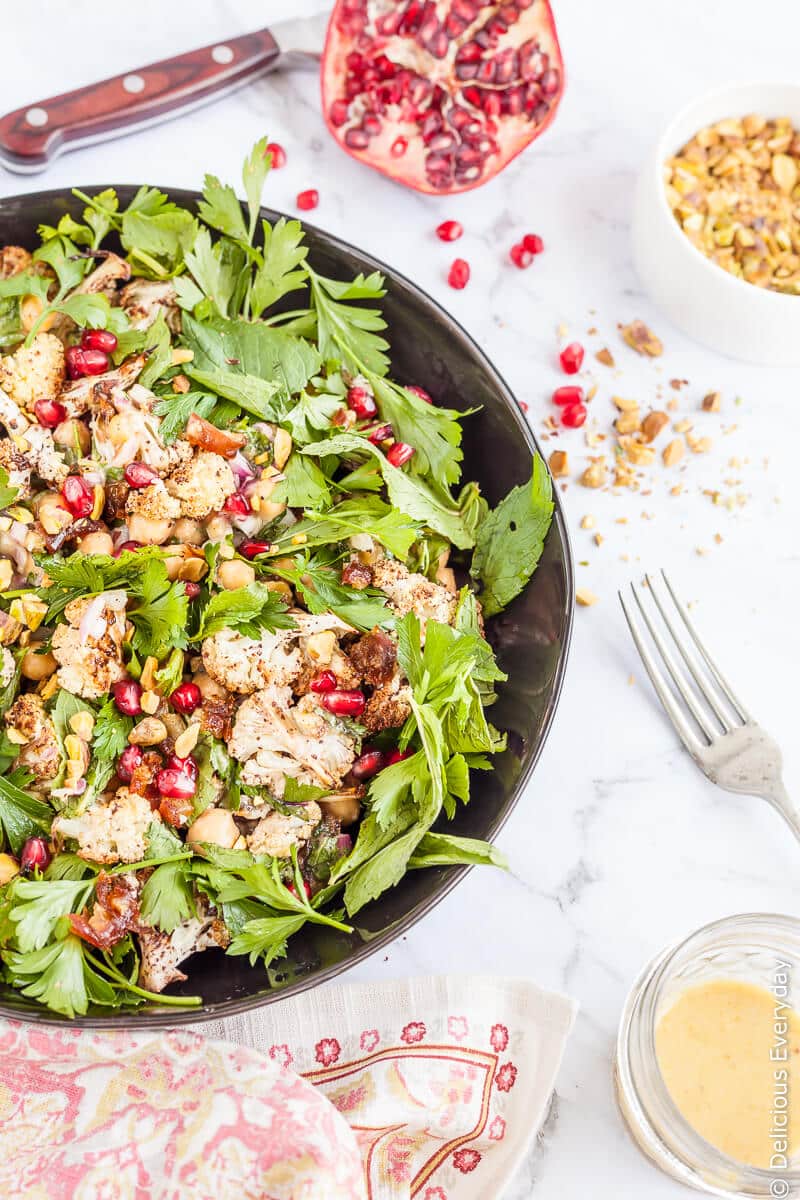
[[2, 3, 799, 1195]]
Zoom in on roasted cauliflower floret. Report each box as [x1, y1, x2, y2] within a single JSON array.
[[0, 245, 32, 280], [0, 438, 32, 498], [5, 694, 60, 783], [137, 900, 229, 993], [125, 480, 181, 522], [19, 425, 69, 486], [51, 590, 128, 699], [201, 614, 352, 695], [90, 376, 193, 471], [119, 279, 181, 332], [52, 788, 159, 865], [371, 556, 457, 633], [0, 332, 65, 410], [0, 647, 14, 688], [362, 668, 412, 734], [246, 802, 322, 858], [229, 684, 358, 796], [165, 451, 235, 519]]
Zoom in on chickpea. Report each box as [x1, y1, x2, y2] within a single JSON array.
[[20, 648, 57, 681], [53, 418, 91, 456], [127, 514, 175, 545], [187, 807, 240, 848], [36, 493, 72, 537], [192, 671, 227, 703], [173, 518, 204, 546], [105, 414, 131, 450], [218, 559, 255, 590], [78, 530, 114, 556], [163, 551, 183, 581], [321, 795, 362, 827], [205, 514, 233, 543]]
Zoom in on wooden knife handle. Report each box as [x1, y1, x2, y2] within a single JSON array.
[[0, 28, 281, 173]]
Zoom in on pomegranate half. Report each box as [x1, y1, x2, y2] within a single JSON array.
[[322, 0, 564, 194]]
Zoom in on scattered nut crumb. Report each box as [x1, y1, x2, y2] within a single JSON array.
[[593, 533, 604, 546], [702, 391, 722, 412], [714, 533, 723, 544], [670, 378, 688, 390], [628, 674, 635, 686], [687, 433, 712, 454], [615, 409, 641, 435], [667, 398, 679, 412], [576, 588, 598, 607], [640, 410, 669, 442], [612, 395, 639, 412], [580, 514, 595, 530], [580, 460, 607, 489], [620, 319, 663, 357], [548, 449, 569, 478], [596, 347, 615, 367], [172, 374, 191, 394], [662, 438, 685, 467], [673, 418, 693, 433]]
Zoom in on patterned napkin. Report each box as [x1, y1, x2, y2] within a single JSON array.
[[0, 975, 575, 1199]]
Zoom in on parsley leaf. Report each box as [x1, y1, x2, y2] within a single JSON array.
[[408, 832, 508, 870], [120, 192, 198, 279], [191, 583, 294, 642], [6, 876, 94, 952], [226, 912, 308, 968], [470, 455, 554, 616], [180, 228, 249, 320], [0, 775, 52, 855], [371, 375, 467, 490], [251, 218, 309, 317], [242, 136, 271, 241], [153, 389, 215, 443], [127, 558, 189, 657], [183, 313, 322, 399], [139, 862, 195, 933], [197, 173, 249, 244], [272, 453, 331, 510], [279, 497, 419, 560], [309, 267, 390, 376], [2, 936, 92, 1019], [91, 697, 133, 760]]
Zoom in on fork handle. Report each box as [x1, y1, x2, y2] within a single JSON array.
[[763, 781, 800, 845]]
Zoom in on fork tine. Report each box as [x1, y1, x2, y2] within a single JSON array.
[[645, 573, 740, 732], [660, 570, 750, 723], [619, 589, 704, 757], [628, 584, 718, 741]]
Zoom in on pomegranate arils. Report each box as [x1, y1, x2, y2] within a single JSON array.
[[266, 141, 286, 168], [436, 219, 463, 242], [239, 539, 272, 559], [561, 401, 587, 429], [386, 748, 412, 765], [386, 441, 415, 468], [347, 384, 377, 419], [368, 422, 393, 444], [560, 342, 585, 375], [170, 682, 202, 715], [297, 189, 319, 211], [552, 385, 584, 407], [310, 670, 337, 694], [65, 346, 108, 379], [324, 0, 564, 194], [322, 689, 366, 717], [510, 242, 533, 268], [165, 752, 198, 781], [112, 680, 143, 717], [81, 328, 118, 353], [117, 745, 143, 783], [124, 462, 159, 489], [34, 399, 67, 428], [156, 766, 196, 800], [61, 475, 93, 518], [223, 491, 251, 516], [523, 232, 544, 254], [406, 384, 432, 404], [184, 581, 201, 599], [287, 879, 313, 900], [351, 748, 386, 780], [448, 258, 470, 289], [115, 540, 142, 556], [20, 837, 50, 874]]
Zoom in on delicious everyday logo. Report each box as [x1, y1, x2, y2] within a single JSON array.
[[768, 959, 792, 1196]]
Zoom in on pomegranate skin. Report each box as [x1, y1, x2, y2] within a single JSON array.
[[321, 0, 565, 195]]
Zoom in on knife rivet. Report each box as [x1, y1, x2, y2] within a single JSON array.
[[25, 107, 48, 128], [212, 45, 234, 64], [123, 74, 146, 94]]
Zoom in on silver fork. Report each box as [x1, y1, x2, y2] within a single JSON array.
[[619, 571, 796, 841]]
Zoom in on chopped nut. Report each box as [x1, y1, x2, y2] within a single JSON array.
[[548, 449, 569, 478], [619, 436, 655, 466], [640, 411, 669, 442], [68, 711, 95, 741], [128, 717, 168, 747], [702, 391, 722, 412], [593, 533, 604, 547], [673, 419, 693, 433], [174, 723, 201, 759], [580, 460, 607, 489], [595, 347, 615, 367], [615, 410, 641, 435], [171, 347, 194, 366], [687, 433, 712, 454], [580, 514, 595, 530], [576, 588, 598, 607], [140, 689, 160, 715], [172, 373, 191, 395], [612, 395, 639, 412], [140, 656, 159, 692], [620, 320, 663, 357], [662, 438, 685, 467]]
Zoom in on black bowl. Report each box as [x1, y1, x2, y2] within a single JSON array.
[[0, 187, 574, 1026]]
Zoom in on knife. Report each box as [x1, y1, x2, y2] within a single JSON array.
[[0, 15, 326, 174]]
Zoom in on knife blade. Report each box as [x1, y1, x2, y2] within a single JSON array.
[[0, 14, 326, 174]]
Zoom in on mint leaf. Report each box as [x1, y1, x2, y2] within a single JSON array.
[[0, 775, 52, 854], [371, 375, 467, 489], [470, 455, 554, 617], [183, 313, 321, 400]]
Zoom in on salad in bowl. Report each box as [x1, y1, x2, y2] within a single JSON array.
[[0, 141, 553, 1018]]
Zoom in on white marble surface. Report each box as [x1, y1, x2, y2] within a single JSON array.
[[4, 3, 800, 1195]]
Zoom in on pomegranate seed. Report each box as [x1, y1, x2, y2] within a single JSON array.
[[117, 745, 143, 782], [81, 328, 118, 353], [391, 136, 408, 157], [330, 100, 350, 126], [368, 422, 394, 444], [184, 581, 201, 600], [386, 748, 412, 766], [406, 385, 433, 404], [287, 879, 313, 900], [310, 670, 337, 694], [239, 539, 272, 559], [322, 689, 366, 718], [436, 219, 463, 242], [560, 342, 585, 375], [124, 462, 160, 489], [522, 233, 544, 255], [561, 401, 587, 428], [112, 680, 143, 717], [33, 398, 67, 428], [61, 475, 93, 518], [164, 752, 198, 781], [266, 141, 286, 168], [447, 258, 470, 289], [386, 442, 415, 468], [65, 346, 108, 379], [347, 385, 377, 419], [223, 492, 251, 516], [510, 242, 533, 268], [552, 385, 584, 407], [115, 540, 142, 556], [20, 837, 50, 874], [169, 682, 202, 715], [297, 189, 319, 211], [156, 767, 196, 800], [351, 749, 386, 780]]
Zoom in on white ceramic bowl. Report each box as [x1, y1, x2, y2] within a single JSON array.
[[632, 82, 800, 366]]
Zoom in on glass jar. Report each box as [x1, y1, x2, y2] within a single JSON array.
[[615, 913, 800, 1199]]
